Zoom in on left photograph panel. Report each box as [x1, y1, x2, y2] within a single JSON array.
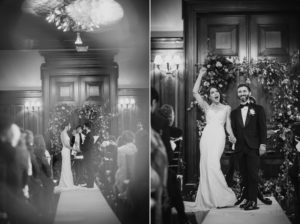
[[0, 0, 149, 224]]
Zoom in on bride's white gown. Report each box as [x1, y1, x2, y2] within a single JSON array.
[[55, 130, 78, 192], [185, 106, 236, 211]]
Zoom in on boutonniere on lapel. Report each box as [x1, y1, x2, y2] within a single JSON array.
[[249, 108, 256, 116]]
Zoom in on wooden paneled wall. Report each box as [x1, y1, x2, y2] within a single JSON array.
[[151, 37, 185, 130], [0, 90, 43, 134], [118, 88, 149, 135]]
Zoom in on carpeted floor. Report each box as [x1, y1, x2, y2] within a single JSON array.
[[201, 197, 290, 224], [54, 187, 121, 224]]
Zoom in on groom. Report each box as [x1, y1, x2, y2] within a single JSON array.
[[230, 84, 267, 210], [81, 122, 95, 188]]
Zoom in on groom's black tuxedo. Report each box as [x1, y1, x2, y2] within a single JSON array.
[[231, 103, 267, 151], [81, 131, 95, 187], [231, 103, 267, 202]]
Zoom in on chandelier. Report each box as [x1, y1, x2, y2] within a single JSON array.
[[23, 0, 124, 50]]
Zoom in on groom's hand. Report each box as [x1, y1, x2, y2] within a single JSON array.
[[259, 144, 266, 156]]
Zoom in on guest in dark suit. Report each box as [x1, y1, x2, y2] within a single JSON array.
[[151, 88, 190, 224], [82, 122, 95, 188], [230, 84, 267, 210]]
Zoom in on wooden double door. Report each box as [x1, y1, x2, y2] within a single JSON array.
[[41, 50, 118, 136]]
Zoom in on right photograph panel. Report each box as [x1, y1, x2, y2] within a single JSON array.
[[151, 1, 300, 224]]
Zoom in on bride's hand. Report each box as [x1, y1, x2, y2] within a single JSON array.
[[199, 67, 207, 76], [228, 135, 236, 144]]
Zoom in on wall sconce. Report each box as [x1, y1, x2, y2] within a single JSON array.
[[118, 98, 136, 109], [25, 101, 41, 111], [154, 54, 181, 78]]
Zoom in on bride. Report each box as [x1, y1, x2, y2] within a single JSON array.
[[185, 67, 237, 210], [56, 121, 77, 190]]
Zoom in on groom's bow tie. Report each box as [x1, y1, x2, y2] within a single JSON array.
[[240, 103, 250, 109]]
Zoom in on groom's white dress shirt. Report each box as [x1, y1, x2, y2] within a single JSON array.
[[241, 102, 249, 126]]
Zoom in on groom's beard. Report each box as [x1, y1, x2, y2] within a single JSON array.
[[239, 95, 250, 103]]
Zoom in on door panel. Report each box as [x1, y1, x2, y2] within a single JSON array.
[[198, 15, 247, 63], [79, 76, 110, 105], [250, 15, 299, 61], [50, 76, 79, 107]]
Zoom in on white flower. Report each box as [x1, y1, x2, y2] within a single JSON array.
[[249, 109, 256, 115], [224, 68, 228, 72], [204, 81, 209, 86], [216, 61, 222, 67]]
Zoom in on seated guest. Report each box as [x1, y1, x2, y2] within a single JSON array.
[[34, 135, 55, 223], [114, 130, 137, 194]]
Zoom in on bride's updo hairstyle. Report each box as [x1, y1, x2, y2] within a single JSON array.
[[61, 120, 70, 131], [206, 85, 224, 104]]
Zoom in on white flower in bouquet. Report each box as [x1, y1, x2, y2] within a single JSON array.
[[216, 61, 222, 67]]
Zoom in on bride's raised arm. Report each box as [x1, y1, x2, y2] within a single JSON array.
[[193, 67, 209, 112], [225, 105, 236, 144]]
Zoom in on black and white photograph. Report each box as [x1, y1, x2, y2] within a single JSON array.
[[151, 0, 300, 224], [0, 0, 149, 224]]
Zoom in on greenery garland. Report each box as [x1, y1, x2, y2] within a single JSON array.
[[76, 103, 113, 142], [48, 103, 113, 155], [189, 53, 300, 212], [47, 104, 76, 155]]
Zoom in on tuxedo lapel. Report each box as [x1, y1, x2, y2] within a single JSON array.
[[237, 108, 244, 128], [244, 105, 253, 127]]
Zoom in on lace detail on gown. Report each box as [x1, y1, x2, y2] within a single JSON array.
[[185, 106, 236, 211]]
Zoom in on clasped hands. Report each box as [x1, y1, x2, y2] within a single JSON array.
[[228, 135, 236, 144]]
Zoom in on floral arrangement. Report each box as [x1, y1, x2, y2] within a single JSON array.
[[25, 0, 124, 32], [47, 104, 76, 155], [187, 54, 238, 111], [76, 103, 113, 142]]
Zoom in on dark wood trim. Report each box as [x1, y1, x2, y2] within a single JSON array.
[[118, 88, 148, 97], [0, 90, 42, 102], [183, 0, 300, 13], [151, 37, 184, 50]]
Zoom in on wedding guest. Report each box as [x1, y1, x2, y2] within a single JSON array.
[[127, 129, 149, 224], [0, 122, 39, 224], [151, 129, 168, 224], [114, 130, 137, 194], [24, 130, 43, 217], [151, 89, 190, 224], [34, 135, 55, 223]]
